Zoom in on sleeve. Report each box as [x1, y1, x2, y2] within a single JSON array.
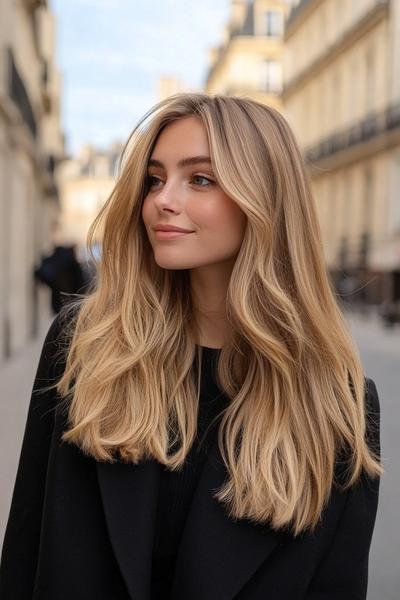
[[306, 377, 381, 599], [0, 313, 66, 599]]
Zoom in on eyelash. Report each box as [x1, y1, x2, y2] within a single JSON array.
[[146, 174, 215, 189]]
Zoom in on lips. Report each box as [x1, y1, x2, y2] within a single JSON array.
[[154, 230, 193, 240], [154, 225, 194, 233]]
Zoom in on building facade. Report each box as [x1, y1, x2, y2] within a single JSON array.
[[283, 0, 400, 307], [0, 0, 65, 362], [56, 143, 122, 261], [205, 0, 295, 109]]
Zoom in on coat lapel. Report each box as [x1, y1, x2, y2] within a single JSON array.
[[172, 431, 287, 600], [97, 432, 287, 600], [96, 458, 160, 600]]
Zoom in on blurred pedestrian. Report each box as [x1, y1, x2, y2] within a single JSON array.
[[34, 244, 88, 313], [338, 272, 356, 309], [0, 94, 382, 599]]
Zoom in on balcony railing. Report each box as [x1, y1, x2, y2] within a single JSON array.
[[337, 233, 375, 271], [387, 103, 400, 129], [305, 102, 400, 163], [7, 48, 37, 138]]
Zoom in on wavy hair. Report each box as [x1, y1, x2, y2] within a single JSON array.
[[57, 93, 381, 535]]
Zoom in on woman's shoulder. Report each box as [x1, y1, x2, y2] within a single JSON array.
[[364, 376, 380, 414], [334, 376, 381, 485], [39, 303, 81, 381], [45, 302, 81, 343]]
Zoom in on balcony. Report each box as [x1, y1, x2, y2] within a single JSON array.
[[7, 48, 37, 139], [305, 102, 400, 164]]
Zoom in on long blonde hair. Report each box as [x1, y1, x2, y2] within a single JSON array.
[[57, 93, 381, 535]]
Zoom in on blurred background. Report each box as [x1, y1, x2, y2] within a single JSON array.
[[0, 0, 399, 598]]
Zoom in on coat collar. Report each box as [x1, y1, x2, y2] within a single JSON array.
[[96, 457, 161, 599], [171, 432, 286, 600], [97, 431, 285, 600]]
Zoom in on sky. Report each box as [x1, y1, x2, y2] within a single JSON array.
[[51, 0, 231, 155]]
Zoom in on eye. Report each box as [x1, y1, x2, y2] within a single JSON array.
[[191, 175, 214, 187], [146, 175, 163, 189]]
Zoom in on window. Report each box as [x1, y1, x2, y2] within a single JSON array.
[[328, 179, 337, 245], [261, 60, 282, 93], [264, 11, 282, 37], [331, 71, 341, 124], [365, 47, 375, 114], [363, 168, 374, 232]]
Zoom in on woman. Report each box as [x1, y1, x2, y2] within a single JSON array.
[[0, 94, 382, 599]]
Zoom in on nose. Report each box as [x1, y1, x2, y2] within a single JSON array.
[[152, 179, 182, 213]]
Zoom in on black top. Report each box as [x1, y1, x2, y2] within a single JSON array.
[[151, 346, 228, 598]]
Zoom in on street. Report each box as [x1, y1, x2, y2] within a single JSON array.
[[346, 311, 400, 600], [0, 311, 399, 599]]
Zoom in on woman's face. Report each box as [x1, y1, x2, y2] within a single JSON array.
[[141, 115, 247, 271]]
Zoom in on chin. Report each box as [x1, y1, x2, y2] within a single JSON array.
[[153, 257, 192, 270]]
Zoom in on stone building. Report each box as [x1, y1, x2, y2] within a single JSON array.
[[283, 0, 400, 307], [0, 0, 65, 362], [205, 0, 295, 110]]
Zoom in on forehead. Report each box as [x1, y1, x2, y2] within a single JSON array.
[[150, 116, 209, 161]]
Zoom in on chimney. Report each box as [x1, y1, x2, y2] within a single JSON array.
[[230, 0, 248, 33]]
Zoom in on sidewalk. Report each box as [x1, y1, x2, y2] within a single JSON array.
[[0, 316, 53, 546], [345, 308, 400, 364]]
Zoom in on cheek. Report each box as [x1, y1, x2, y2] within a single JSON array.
[[141, 196, 152, 225], [202, 196, 246, 237]]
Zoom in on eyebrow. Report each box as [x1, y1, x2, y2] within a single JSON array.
[[147, 155, 212, 169]]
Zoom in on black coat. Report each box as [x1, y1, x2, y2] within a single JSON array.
[[35, 247, 87, 314], [0, 315, 381, 600]]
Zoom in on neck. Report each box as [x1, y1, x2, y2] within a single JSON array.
[[189, 260, 234, 348]]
